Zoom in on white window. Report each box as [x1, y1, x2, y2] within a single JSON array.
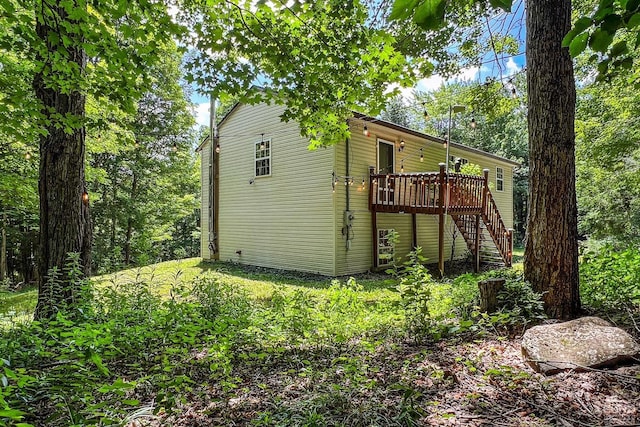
[[255, 138, 271, 177], [377, 229, 395, 266], [496, 167, 504, 191]]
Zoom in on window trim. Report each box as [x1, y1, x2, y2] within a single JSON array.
[[377, 228, 395, 267], [496, 166, 504, 192], [377, 139, 395, 174], [254, 137, 272, 178]]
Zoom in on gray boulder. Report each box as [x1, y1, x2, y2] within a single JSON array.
[[521, 316, 640, 375]]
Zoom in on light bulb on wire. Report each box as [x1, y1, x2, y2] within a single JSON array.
[[420, 148, 424, 162], [470, 117, 476, 129], [363, 124, 370, 137]]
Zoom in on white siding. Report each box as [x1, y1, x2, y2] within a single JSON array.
[[217, 103, 336, 275]]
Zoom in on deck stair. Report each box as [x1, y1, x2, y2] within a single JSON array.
[[369, 164, 513, 270]]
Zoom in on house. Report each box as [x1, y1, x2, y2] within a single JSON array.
[[197, 101, 519, 276]]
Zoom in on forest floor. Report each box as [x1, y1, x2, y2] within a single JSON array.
[[2, 258, 639, 426], [155, 333, 640, 427]]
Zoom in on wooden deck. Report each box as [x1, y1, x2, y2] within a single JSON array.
[[369, 164, 513, 273]]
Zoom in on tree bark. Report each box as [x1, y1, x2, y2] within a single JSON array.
[[33, 2, 92, 320], [0, 211, 7, 283], [124, 171, 138, 265], [524, 0, 580, 319]]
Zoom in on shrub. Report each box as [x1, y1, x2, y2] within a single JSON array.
[[580, 245, 640, 310], [389, 247, 437, 337], [0, 261, 254, 426]]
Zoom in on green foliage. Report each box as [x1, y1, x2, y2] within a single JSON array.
[[0, 258, 256, 426], [452, 269, 545, 331], [563, 0, 640, 81], [459, 162, 483, 176], [580, 245, 640, 310], [575, 64, 640, 245], [390, 248, 438, 337], [87, 42, 199, 274]]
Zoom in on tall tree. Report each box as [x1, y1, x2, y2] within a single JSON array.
[[1, 0, 182, 318], [388, 0, 581, 317], [32, 2, 92, 318], [523, 0, 580, 318], [87, 44, 198, 273]]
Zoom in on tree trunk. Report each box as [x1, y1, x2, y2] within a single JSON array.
[[0, 211, 7, 283], [524, 0, 580, 319], [110, 168, 118, 256], [124, 171, 138, 265], [33, 3, 92, 320]]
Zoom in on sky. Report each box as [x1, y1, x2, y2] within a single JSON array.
[[191, 56, 524, 128]]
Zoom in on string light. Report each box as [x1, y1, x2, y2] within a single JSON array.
[[361, 178, 366, 190], [215, 143, 220, 154], [82, 190, 89, 205], [511, 87, 517, 99], [400, 160, 404, 173], [172, 142, 178, 152], [399, 139, 405, 152], [420, 148, 424, 162], [25, 152, 31, 160], [363, 124, 370, 137], [422, 102, 429, 120], [470, 117, 476, 129]]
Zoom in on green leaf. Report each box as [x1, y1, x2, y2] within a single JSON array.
[[626, 0, 640, 11], [389, 0, 420, 21], [413, 0, 447, 30], [589, 28, 614, 52], [489, 0, 513, 12], [609, 40, 628, 57], [569, 32, 589, 57], [600, 13, 622, 33], [0, 409, 26, 419], [97, 378, 135, 393], [627, 13, 640, 28]]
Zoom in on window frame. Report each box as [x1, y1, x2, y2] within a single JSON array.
[[496, 166, 504, 191], [377, 228, 395, 267], [254, 138, 272, 178], [377, 139, 395, 174]]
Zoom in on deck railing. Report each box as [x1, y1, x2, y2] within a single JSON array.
[[369, 165, 512, 267], [368, 170, 485, 214]]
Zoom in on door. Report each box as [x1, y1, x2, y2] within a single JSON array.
[[377, 140, 395, 204]]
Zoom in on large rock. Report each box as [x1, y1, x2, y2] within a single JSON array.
[[521, 316, 640, 375]]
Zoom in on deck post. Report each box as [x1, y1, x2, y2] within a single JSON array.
[[372, 209, 378, 269], [438, 163, 446, 276], [412, 213, 417, 250], [474, 214, 481, 272], [507, 228, 513, 267], [481, 169, 489, 214]]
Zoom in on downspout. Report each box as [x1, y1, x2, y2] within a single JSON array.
[[344, 136, 354, 250], [345, 137, 350, 212], [208, 94, 217, 257]]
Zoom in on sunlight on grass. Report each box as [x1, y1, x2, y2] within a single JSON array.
[[1, 258, 399, 329]]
